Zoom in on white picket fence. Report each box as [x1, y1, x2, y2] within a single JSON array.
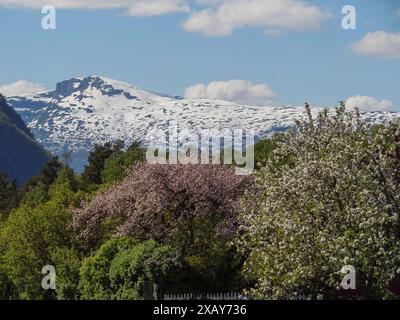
[[163, 292, 247, 300]]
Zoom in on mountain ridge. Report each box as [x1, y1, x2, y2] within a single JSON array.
[[6, 75, 399, 172]]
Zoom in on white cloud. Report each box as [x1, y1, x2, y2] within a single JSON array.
[[1, 0, 327, 30], [0, 80, 46, 96], [396, 8, 400, 17], [345, 95, 393, 112], [183, 0, 326, 36], [185, 79, 276, 105], [0, 0, 189, 16], [126, 0, 190, 16], [352, 31, 400, 59]]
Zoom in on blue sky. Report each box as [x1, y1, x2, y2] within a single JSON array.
[[0, 0, 399, 110]]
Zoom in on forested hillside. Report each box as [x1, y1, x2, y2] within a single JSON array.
[[0, 94, 50, 184]]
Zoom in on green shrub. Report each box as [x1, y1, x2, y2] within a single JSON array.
[[51, 248, 81, 300], [79, 239, 185, 300]]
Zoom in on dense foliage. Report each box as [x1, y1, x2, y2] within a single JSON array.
[[74, 163, 252, 292], [101, 141, 146, 184], [81, 140, 124, 189], [1, 103, 399, 300], [0, 170, 85, 299], [79, 239, 185, 300], [74, 163, 251, 245], [238, 104, 400, 299], [0, 173, 17, 220]]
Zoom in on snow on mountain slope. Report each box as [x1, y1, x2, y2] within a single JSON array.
[[7, 75, 400, 171]]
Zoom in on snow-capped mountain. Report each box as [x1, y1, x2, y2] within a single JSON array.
[[7, 76, 399, 171]]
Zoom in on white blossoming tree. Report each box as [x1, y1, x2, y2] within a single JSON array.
[[238, 103, 400, 299]]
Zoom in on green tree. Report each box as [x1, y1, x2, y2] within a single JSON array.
[[53, 167, 79, 193], [19, 181, 49, 208], [79, 237, 134, 300], [51, 248, 81, 300], [0, 173, 18, 220], [81, 141, 124, 189], [19, 166, 79, 209], [102, 141, 146, 184], [79, 239, 186, 300], [21, 156, 63, 197], [40, 157, 63, 187], [74, 164, 251, 292], [253, 137, 278, 169], [0, 182, 83, 299]]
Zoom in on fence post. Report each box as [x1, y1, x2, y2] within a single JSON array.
[[143, 281, 154, 300], [154, 284, 164, 300]]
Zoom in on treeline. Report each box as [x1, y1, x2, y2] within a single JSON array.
[[0, 104, 400, 300]]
